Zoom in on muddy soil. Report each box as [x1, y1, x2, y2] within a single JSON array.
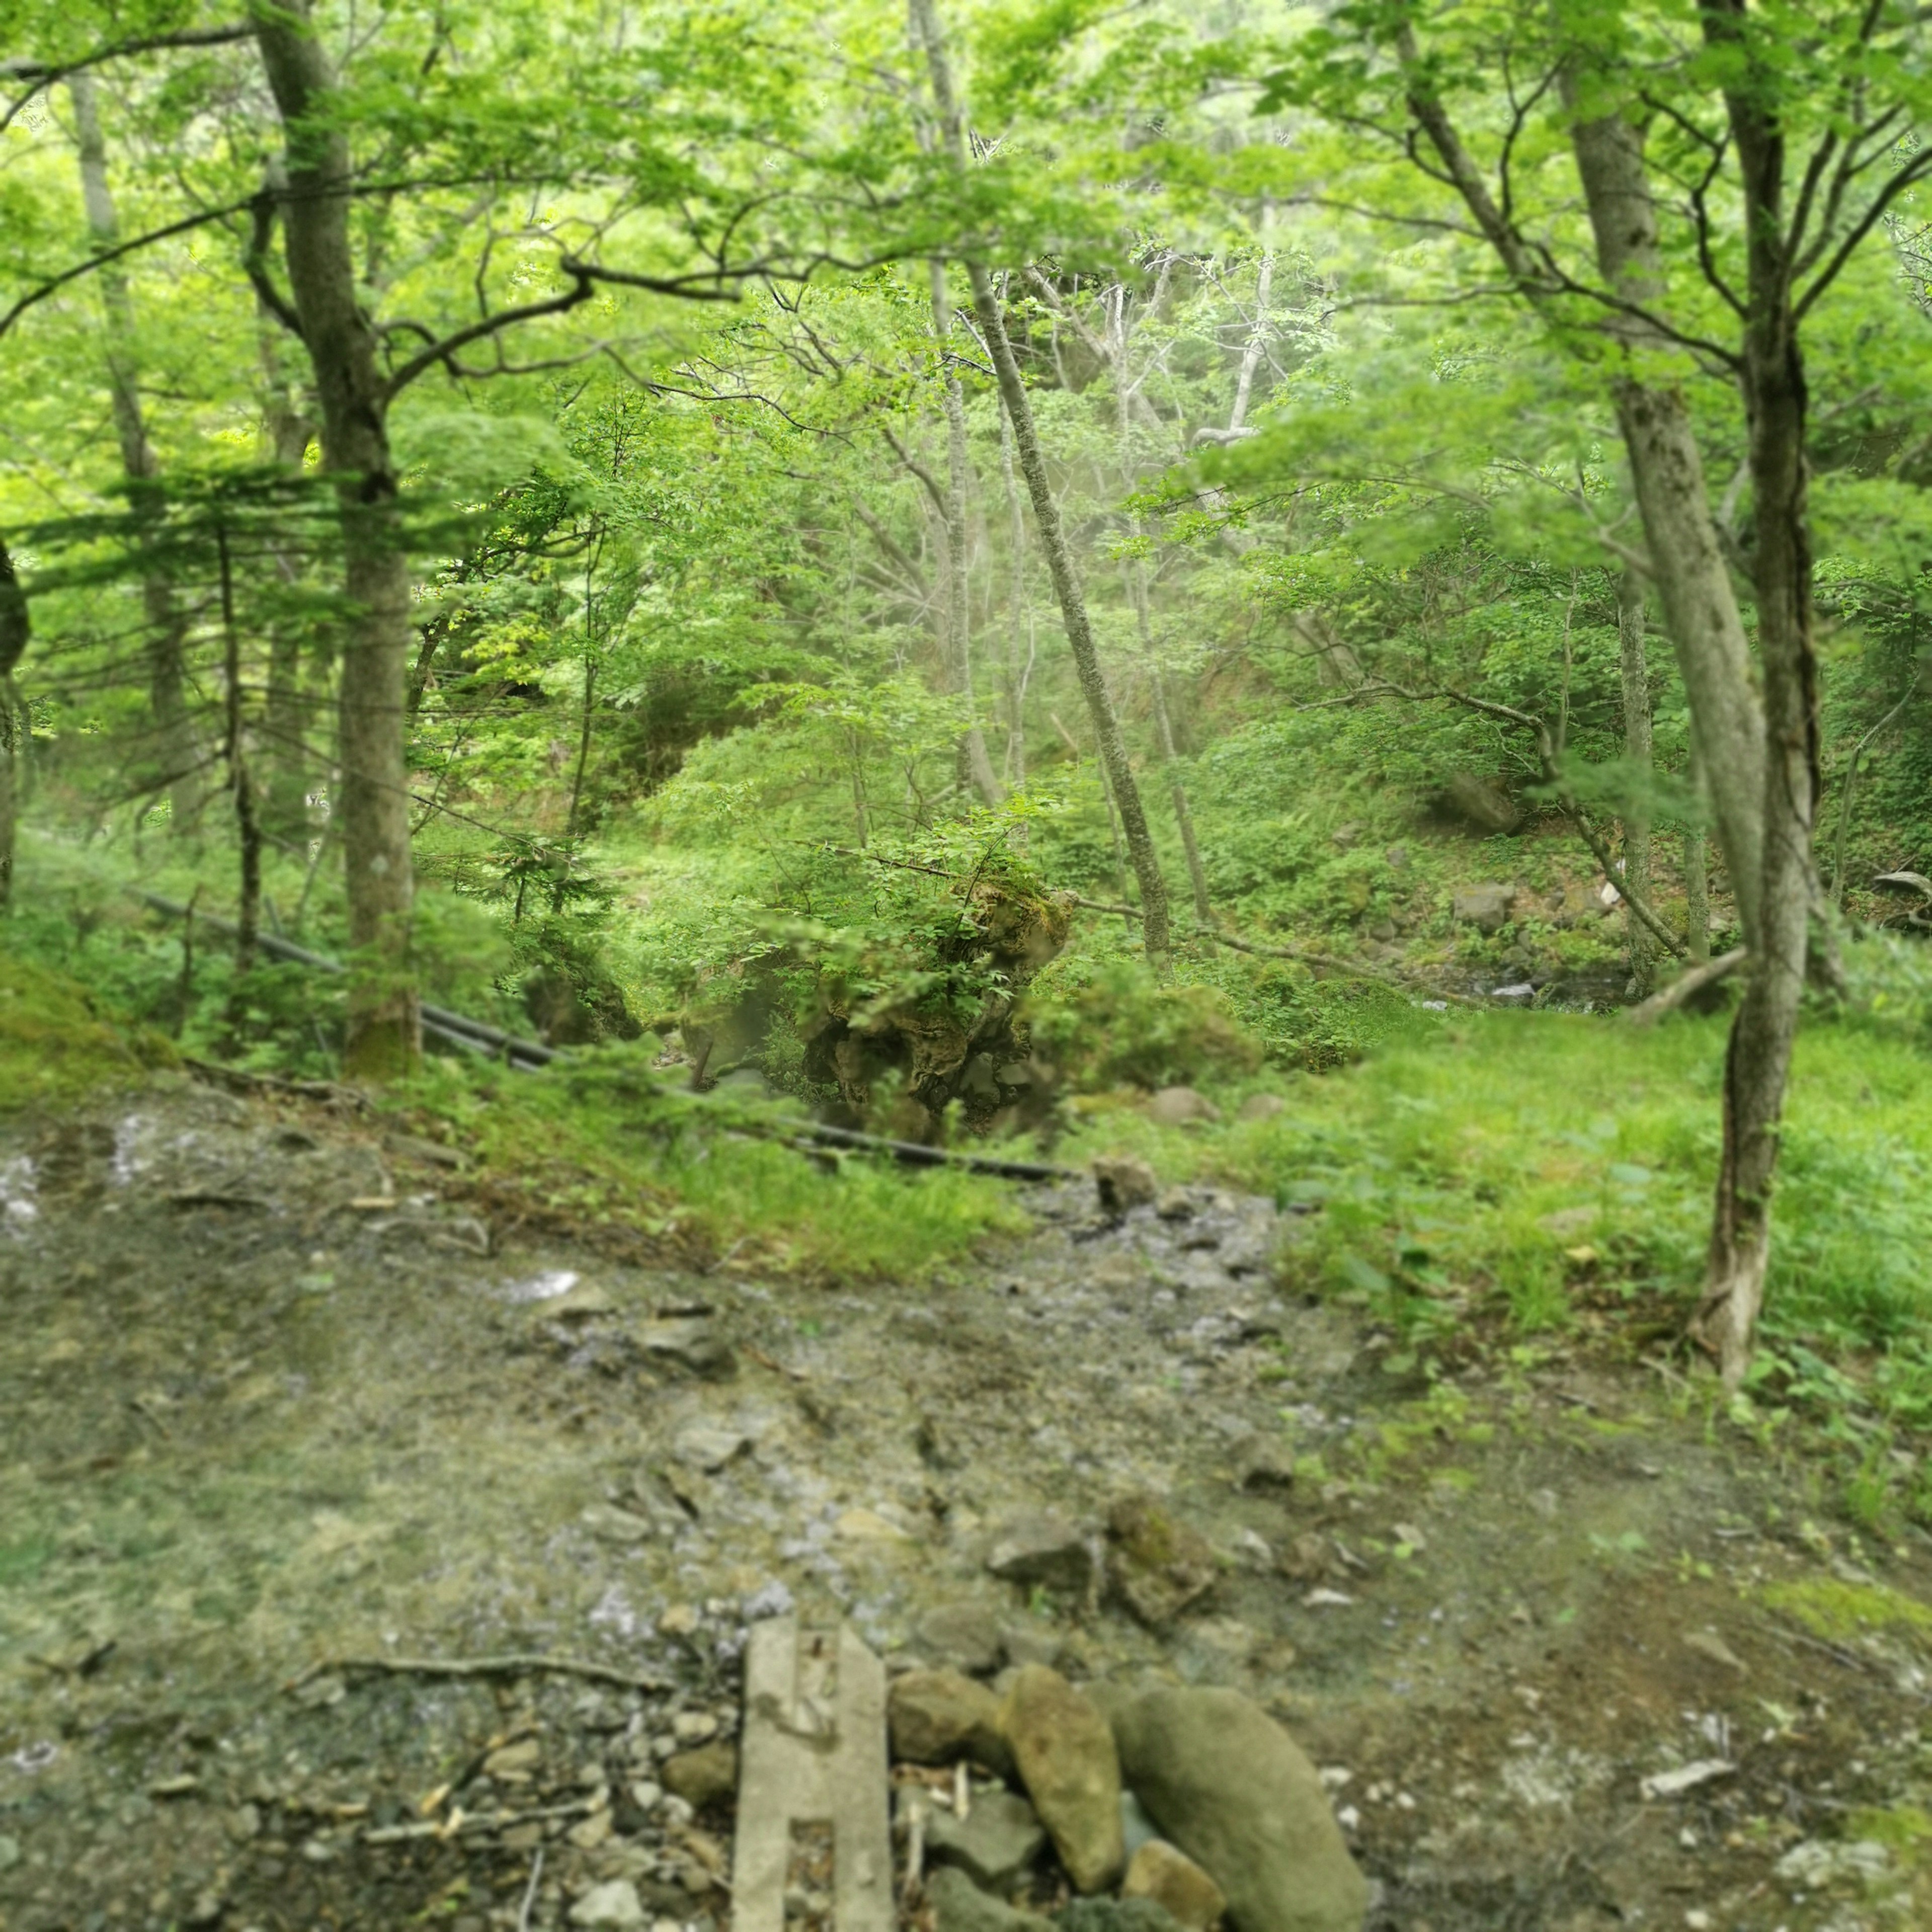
[[3, 1074, 1930, 1932]]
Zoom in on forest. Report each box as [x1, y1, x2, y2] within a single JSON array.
[[6, 5, 1932, 1931]]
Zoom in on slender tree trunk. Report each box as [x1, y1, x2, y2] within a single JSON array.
[[1684, 742, 1712, 964], [0, 536, 25, 912], [931, 264, 1002, 804], [252, 0, 420, 1078], [1616, 568, 1656, 994], [1567, 108, 1766, 957], [68, 72, 199, 832], [1688, 38, 1821, 1386], [996, 391, 1032, 786], [909, 0, 1170, 963]]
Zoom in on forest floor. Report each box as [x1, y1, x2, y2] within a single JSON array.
[[3, 1072, 1931, 1932]]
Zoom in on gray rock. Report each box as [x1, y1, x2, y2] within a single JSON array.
[[569, 1880, 648, 1929], [1145, 1088, 1220, 1127], [919, 1600, 1006, 1676], [640, 1317, 736, 1379], [890, 1669, 1014, 1776], [999, 1665, 1125, 1894], [1092, 1157, 1158, 1215], [1229, 1431, 1295, 1493], [1451, 882, 1516, 933], [1093, 1685, 1369, 1932], [1104, 1495, 1216, 1629], [927, 1788, 1048, 1894], [928, 1866, 1054, 1932], [986, 1516, 1093, 1595]]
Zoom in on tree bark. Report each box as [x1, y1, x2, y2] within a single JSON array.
[[931, 262, 1002, 804], [1616, 567, 1655, 994], [1688, 14, 1822, 1385], [251, 0, 420, 1078], [1567, 105, 1766, 957], [0, 535, 26, 912], [68, 71, 199, 832], [909, 0, 1170, 963]]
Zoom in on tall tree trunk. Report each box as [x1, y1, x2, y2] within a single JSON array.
[[1684, 741, 1712, 964], [0, 536, 26, 912], [910, 0, 1170, 963], [68, 72, 199, 831], [931, 264, 1002, 804], [1616, 567, 1656, 994], [257, 226, 318, 843], [252, 0, 420, 1078], [1567, 106, 1766, 957], [1688, 25, 1822, 1385]]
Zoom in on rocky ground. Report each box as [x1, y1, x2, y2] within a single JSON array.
[[3, 1073, 1930, 1932]]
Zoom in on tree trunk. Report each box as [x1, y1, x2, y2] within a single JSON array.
[[1683, 746, 1711, 963], [69, 72, 199, 832], [1616, 568, 1656, 994], [0, 535, 25, 913], [908, 0, 1170, 963], [252, 0, 420, 1079], [996, 391, 1032, 786], [931, 264, 1002, 805], [1688, 36, 1821, 1386], [1568, 106, 1766, 957]]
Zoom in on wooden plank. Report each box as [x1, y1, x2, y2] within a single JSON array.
[[733, 1618, 891, 1932]]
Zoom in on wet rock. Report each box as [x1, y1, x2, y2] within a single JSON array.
[[926, 1788, 1048, 1895], [640, 1318, 736, 1380], [1146, 1088, 1220, 1128], [1094, 1685, 1369, 1932], [1093, 1157, 1158, 1215], [662, 1741, 738, 1810], [889, 1669, 1013, 1777], [986, 1515, 1093, 1595], [1058, 1901, 1188, 1932], [673, 1424, 750, 1472], [1229, 1431, 1295, 1494], [999, 1665, 1125, 1894], [1105, 1496, 1217, 1630], [1122, 1841, 1227, 1932], [1236, 1094, 1285, 1123], [1451, 882, 1516, 933], [919, 1600, 1006, 1676], [571, 1879, 649, 1928], [928, 1866, 1053, 1932]]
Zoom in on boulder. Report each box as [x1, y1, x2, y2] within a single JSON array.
[[1450, 882, 1516, 934], [999, 1666, 1126, 1894], [1123, 1841, 1228, 1932], [1096, 1685, 1369, 1932], [1146, 1087, 1221, 1127], [1093, 1157, 1158, 1215], [1440, 772, 1520, 835], [890, 1669, 1014, 1777], [928, 1867, 1054, 1932], [661, 1740, 738, 1810], [1105, 1495, 1217, 1630], [986, 1516, 1094, 1595], [919, 1600, 1007, 1677], [926, 1788, 1049, 1895]]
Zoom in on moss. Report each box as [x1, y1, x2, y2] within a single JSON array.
[[1758, 1575, 1932, 1640], [0, 949, 171, 1111]]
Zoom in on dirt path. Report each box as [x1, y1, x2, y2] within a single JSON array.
[[2, 1076, 1929, 1932]]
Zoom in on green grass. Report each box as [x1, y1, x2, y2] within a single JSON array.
[[1063, 977, 1932, 1426]]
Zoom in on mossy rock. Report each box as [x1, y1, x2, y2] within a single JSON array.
[[0, 950, 171, 1111]]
